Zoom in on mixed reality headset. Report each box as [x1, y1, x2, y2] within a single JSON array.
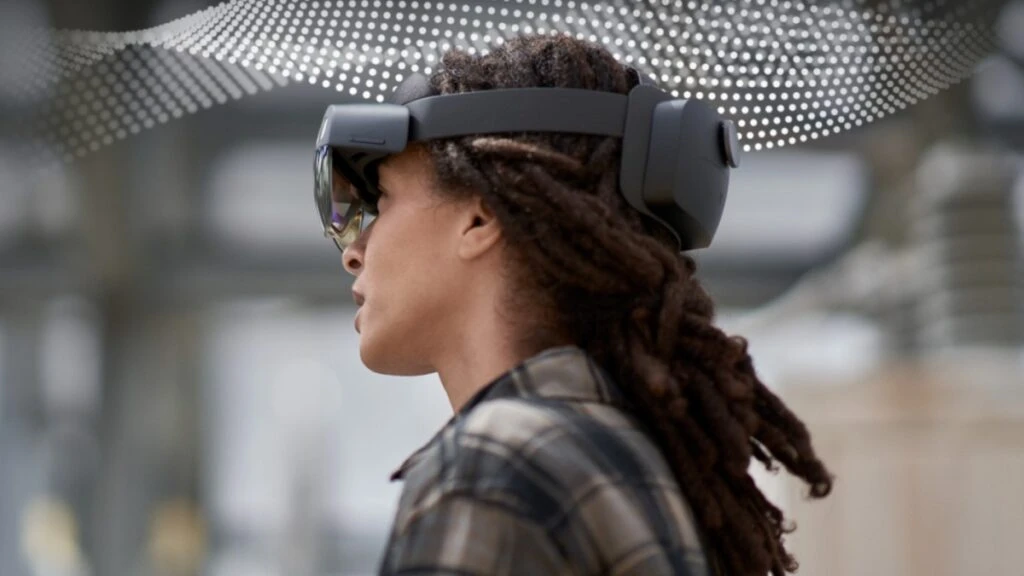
[[314, 68, 740, 253]]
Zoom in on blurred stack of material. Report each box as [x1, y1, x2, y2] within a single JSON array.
[[912, 141, 1023, 354]]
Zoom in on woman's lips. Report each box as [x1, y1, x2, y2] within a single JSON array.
[[352, 288, 365, 333]]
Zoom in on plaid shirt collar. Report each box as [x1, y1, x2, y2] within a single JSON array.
[[390, 345, 628, 481]]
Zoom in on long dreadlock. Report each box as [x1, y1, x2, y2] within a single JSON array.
[[424, 34, 834, 575]]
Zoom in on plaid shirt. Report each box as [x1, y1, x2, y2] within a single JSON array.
[[378, 345, 711, 575]]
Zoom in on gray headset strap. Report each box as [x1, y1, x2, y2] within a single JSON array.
[[404, 88, 629, 141], [397, 66, 659, 142]]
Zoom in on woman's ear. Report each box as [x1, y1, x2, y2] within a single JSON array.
[[457, 195, 503, 260]]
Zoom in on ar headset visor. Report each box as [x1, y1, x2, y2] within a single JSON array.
[[314, 69, 741, 253]]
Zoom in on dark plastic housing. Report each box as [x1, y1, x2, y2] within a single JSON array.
[[644, 98, 729, 250]]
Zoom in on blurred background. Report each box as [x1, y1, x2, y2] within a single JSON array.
[[0, 0, 1022, 575]]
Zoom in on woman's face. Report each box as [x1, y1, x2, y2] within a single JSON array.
[[341, 146, 477, 376]]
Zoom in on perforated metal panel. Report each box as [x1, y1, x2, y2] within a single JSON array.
[[18, 0, 1005, 163]]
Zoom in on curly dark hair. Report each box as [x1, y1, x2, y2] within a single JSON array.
[[422, 34, 834, 575]]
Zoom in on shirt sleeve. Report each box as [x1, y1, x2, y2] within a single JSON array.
[[379, 491, 572, 575]]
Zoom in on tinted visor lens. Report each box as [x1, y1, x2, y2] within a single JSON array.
[[314, 145, 376, 252]]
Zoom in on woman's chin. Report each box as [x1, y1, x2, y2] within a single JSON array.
[[357, 329, 381, 370], [358, 333, 433, 376]]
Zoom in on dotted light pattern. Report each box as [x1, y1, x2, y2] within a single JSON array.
[[22, 0, 1003, 163]]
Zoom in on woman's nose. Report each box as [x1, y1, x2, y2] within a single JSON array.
[[341, 219, 374, 275], [342, 244, 363, 275]]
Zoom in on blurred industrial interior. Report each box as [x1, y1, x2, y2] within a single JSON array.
[[0, 0, 1023, 575]]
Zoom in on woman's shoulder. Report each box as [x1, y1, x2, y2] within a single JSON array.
[[433, 397, 711, 575], [446, 396, 676, 491]]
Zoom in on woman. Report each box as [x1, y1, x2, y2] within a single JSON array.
[[335, 34, 833, 575]]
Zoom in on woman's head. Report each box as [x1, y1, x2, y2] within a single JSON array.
[[345, 33, 833, 574], [342, 142, 511, 376]]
